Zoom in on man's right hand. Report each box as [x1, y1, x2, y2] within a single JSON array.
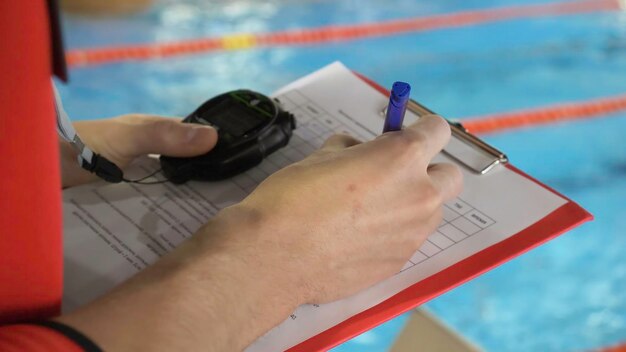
[[207, 114, 463, 304]]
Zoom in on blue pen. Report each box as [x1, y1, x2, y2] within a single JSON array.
[[383, 81, 411, 133]]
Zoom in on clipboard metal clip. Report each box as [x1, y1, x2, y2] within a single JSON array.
[[382, 99, 508, 175]]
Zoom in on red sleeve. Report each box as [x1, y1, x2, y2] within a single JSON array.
[[0, 325, 82, 352], [0, 0, 64, 323]]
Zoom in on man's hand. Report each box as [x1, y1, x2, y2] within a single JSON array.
[[217, 114, 463, 304], [60, 114, 218, 188], [57, 115, 462, 351]]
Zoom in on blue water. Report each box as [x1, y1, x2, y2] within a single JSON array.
[[59, 1, 626, 350]]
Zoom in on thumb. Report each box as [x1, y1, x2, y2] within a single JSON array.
[[115, 115, 218, 159]]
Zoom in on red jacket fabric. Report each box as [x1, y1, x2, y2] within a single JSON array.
[[0, 1, 81, 350]]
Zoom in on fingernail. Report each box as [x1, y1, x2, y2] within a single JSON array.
[[186, 125, 213, 142]]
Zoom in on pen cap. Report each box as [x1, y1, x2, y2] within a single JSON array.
[[390, 82, 411, 107]]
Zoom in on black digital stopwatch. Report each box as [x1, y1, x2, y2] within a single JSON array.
[[160, 90, 296, 184]]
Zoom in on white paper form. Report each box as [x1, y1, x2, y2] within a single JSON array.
[[62, 62, 567, 351]]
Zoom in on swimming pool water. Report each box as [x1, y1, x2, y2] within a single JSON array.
[[58, 1, 626, 350]]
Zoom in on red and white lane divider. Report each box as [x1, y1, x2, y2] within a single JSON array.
[[65, 0, 623, 67], [463, 92, 626, 134]]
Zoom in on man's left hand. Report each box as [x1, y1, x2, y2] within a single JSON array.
[[60, 114, 218, 188]]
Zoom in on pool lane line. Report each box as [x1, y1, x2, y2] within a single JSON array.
[[597, 343, 626, 352], [65, 0, 622, 67], [462, 92, 626, 134]]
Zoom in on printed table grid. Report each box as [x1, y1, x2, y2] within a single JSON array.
[[400, 199, 497, 271], [280, 90, 374, 141]]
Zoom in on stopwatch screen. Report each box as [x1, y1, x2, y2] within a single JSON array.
[[204, 101, 269, 137]]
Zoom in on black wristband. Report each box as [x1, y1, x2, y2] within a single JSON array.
[[31, 320, 103, 352]]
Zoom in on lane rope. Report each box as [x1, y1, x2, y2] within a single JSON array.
[[65, 0, 623, 67], [598, 343, 626, 352], [462, 93, 626, 134]]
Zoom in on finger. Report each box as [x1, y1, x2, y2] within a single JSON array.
[[115, 115, 218, 158], [427, 163, 463, 201], [404, 114, 451, 160], [320, 134, 362, 151]]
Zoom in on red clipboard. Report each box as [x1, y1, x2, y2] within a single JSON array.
[[287, 72, 593, 351]]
